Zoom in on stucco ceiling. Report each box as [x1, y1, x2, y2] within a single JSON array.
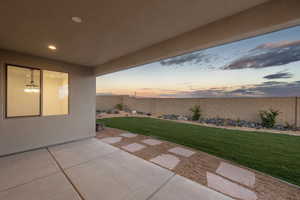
[[0, 0, 269, 67]]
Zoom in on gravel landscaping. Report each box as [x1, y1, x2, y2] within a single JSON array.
[[160, 114, 297, 131], [96, 127, 300, 200], [98, 117, 300, 187]]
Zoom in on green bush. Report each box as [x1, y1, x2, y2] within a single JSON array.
[[115, 103, 123, 111], [190, 105, 202, 121], [259, 109, 279, 128]]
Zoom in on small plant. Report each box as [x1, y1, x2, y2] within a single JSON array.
[[284, 122, 295, 130], [115, 103, 123, 111], [190, 105, 202, 121], [259, 109, 279, 128]]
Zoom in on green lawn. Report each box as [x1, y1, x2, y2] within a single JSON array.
[[98, 117, 300, 186]]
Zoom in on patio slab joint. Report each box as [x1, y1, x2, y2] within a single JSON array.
[[46, 148, 85, 200], [145, 174, 176, 200]]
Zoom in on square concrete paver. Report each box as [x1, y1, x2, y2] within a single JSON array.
[[168, 147, 195, 157], [100, 137, 122, 144], [66, 150, 174, 200], [150, 175, 233, 200], [216, 162, 255, 188], [150, 154, 180, 170], [207, 172, 257, 200], [49, 138, 119, 169], [120, 133, 137, 138], [142, 139, 163, 146], [0, 172, 80, 200], [0, 149, 59, 191], [122, 143, 146, 152]]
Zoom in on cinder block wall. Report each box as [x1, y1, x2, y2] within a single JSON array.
[[96, 95, 299, 126], [123, 96, 154, 113], [96, 95, 126, 110]]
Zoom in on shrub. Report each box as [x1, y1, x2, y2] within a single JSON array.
[[259, 109, 279, 128], [115, 103, 123, 111], [284, 122, 295, 130], [190, 105, 202, 121]]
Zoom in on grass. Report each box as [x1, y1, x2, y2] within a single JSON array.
[[98, 117, 300, 186]]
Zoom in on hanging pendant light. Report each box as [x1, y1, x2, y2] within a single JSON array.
[[24, 69, 40, 93]]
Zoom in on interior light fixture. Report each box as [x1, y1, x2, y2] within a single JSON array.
[[48, 45, 57, 50], [72, 16, 83, 23], [24, 69, 40, 93]]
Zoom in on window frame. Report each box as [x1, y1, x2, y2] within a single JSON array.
[[5, 64, 42, 118], [42, 70, 70, 116], [4, 63, 70, 119]]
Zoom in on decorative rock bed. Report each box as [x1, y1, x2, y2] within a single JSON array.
[[97, 109, 299, 132], [159, 114, 298, 131]]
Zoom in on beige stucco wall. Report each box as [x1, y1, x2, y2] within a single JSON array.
[[0, 50, 96, 156], [97, 96, 299, 126]]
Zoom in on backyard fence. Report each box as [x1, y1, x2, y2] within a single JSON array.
[[96, 95, 300, 126]]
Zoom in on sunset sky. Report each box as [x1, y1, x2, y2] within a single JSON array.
[[96, 25, 300, 98]]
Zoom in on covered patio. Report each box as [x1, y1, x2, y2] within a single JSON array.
[[0, 138, 232, 200]]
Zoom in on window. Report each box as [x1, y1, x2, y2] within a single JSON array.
[[43, 70, 69, 116], [6, 65, 41, 117], [5, 64, 69, 118]]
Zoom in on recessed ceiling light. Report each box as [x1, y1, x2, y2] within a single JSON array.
[[48, 45, 57, 50], [72, 17, 83, 23]]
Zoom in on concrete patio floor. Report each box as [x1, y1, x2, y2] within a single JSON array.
[[0, 138, 232, 200], [96, 127, 300, 200]]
